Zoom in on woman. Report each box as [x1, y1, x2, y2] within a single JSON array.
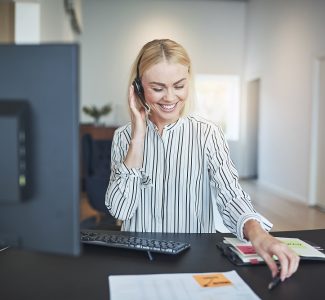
[[105, 39, 299, 281]]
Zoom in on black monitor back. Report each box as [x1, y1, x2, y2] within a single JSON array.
[[0, 44, 80, 255]]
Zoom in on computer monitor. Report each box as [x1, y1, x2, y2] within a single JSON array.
[[0, 44, 80, 256]]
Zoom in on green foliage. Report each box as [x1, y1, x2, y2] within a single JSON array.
[[82, 104, 112, 120]]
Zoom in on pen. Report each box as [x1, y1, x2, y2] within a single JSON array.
[[147, 250, 154, 261], [268, 267, 281, 290]]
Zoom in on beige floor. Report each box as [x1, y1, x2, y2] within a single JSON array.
[[81, 180, 325, 231], [240, 179, 325, 232]]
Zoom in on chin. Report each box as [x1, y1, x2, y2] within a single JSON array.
[[150, 102, 185, 124], [161, 109, 181, 119]]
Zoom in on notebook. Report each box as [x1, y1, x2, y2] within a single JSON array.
[[217, 237, 325, 265]]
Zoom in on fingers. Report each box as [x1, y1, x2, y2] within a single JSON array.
[[282, 248, 300, 279], [128, 85, 147, 139], [129, 85, 137, 112], [252, 234, 300, 281], [270, 243, 300, 281], [129, 85, 146, 115], [275, 252, 289, 281], [260, 252, 279, 278]]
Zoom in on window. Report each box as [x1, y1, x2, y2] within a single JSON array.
[[194, 74, 240, 141]]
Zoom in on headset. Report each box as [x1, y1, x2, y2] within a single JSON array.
[[132, 53, 150, 111]]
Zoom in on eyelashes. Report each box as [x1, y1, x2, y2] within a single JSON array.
[[152, 85, 184, 92]]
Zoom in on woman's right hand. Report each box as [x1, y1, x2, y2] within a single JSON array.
[[129, 85, 147, 140], [124, 85, 147, 169]]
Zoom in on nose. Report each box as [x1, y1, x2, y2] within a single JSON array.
[[164, 88, 177, 102]]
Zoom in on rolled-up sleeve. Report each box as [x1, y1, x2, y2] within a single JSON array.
[[207, 125, 272, 241], [105, 128, 152, 220]]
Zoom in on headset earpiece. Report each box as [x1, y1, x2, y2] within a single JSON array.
[[132, 54, 150, 111], [132, 77, 144, 101]]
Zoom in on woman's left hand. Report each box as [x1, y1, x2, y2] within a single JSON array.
[[244, 220, 300, 281]]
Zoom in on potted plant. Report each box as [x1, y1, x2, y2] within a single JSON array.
[[82, 104, 112, 126]]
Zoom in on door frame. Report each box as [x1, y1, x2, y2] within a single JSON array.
[[309, 57, 325, 208], [244, 78, 260, 179]]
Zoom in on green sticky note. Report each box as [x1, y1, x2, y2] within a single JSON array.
[[282, 239, 306, 249]]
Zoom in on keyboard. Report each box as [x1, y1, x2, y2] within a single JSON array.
[[80, 230, 190, 255]]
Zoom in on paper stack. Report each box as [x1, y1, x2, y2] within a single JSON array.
[[219, 237, 325, 265]]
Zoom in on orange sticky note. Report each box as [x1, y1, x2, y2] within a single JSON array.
[[193, 273, 232, 288]]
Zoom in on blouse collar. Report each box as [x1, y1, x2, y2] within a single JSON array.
[[146, 117, 185, 134]]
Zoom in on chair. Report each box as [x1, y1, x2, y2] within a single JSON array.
[[81, 133, 120, 230]]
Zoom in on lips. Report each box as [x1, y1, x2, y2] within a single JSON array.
[[159, 102, 178, 112]]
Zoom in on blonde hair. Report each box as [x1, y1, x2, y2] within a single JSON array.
[[128, 39, 194, 116]]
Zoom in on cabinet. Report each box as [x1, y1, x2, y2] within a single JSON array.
[[80, 124, 117, 140], [79, 124, 117, 191]]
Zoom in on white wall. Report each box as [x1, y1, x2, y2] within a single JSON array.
[[80, 0, 247, 172], [15, 2, 40, 43], [39, 0, 76, 42], [12, 0, 78, 43], [244, 0, 325, 203]]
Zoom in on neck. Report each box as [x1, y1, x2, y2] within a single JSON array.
[[148, 116, 180, 135]]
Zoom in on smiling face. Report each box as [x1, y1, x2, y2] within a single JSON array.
[[141, 60, 189, 132]]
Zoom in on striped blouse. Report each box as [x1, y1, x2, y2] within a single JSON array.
[[105, 115, 272, 240]]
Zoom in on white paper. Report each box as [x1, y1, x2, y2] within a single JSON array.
[[108, 270, 260, 300], [276, 237, 325, 258]]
